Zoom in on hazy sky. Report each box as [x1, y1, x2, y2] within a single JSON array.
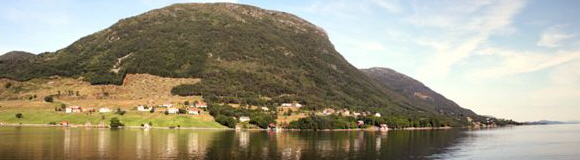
[[1, 0, 579, 121]]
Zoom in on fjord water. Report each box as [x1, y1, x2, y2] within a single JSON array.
[[0, 124, 578, 160]]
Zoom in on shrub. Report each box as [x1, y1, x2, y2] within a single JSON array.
[[15, 113, 23, 119], [115, 108, 126, 115], [215, 115, 236, 128], [48, 122, 57, 125], [4, 82, 11, 88], [178, 108, 187, 114], [171, 84, 202, 96], [44, 96, 53, 102], [110, 117, 124, 128]]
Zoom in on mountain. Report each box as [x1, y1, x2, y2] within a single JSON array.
[[524, 120, 578, 125], [361, 67, 478, 117], [0, 51, 36, 62], [0, 3, 479, 121]]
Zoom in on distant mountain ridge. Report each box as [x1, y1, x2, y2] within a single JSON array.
[[361, 67, 477, 117], [0, 3, 481, 123]]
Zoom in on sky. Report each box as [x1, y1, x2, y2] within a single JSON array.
[[1, 0, 579, 121]]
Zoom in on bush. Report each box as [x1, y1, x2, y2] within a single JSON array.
[[4, 82, 11, 89], [215, 115, 236, 128], [15, 113, 23, 119], [44, 96, 53, 102], [171, 84, 202, 96], [48, 122, 57, 125], [110, 117, 124, 128], [115, 108, 126, 115]]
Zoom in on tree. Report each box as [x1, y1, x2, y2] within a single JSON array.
[[110, 117, 124, 128], [44, 96, 53, 102], [184, 101, 190, 105], [15, 113, 23, 119]]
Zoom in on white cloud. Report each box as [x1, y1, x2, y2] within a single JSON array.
[[528, 60, 580, 121], [537, 24, 576, 47], [370, 0, 402, 13], [471, 48, 580, 79], [409, 0, 527, 80], [300, 0, 372, 19]]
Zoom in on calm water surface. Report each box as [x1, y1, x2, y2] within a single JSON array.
[[1, 124, 578, 160]]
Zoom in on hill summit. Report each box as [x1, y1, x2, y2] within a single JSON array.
[[0, 3, 479, 121]]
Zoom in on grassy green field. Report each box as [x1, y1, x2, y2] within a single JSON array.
[[0, 109, 226, 128]]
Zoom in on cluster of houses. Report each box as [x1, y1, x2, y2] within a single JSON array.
[[320, 108, 381, 117], [61, 101, 209, 116]]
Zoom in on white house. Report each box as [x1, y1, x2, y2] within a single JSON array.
[[341, 110, 350, 116], [281, 103, 302, 108], [137, 105, 153, 112], [195, 102, 207, 108], [65, 106, 82, 113], [99, 107, 111, 113], [323, 108, 335, 115], [167, 108, 179, 114], [374, 113, 382, 117], [261, 107, 269, 111], [239, 116, 250, 122], [379, 124, 389, 131], [189, 108, 200, 115], [357, 120, 364, 126]]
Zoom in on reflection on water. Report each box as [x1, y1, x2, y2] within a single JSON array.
[[429, 124, 580, 160], [0, 127, 464, 160], [1, 125, 577, 159]]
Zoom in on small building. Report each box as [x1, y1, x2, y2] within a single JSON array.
[[65, 106, 82, 113], [357, 120, 365, 126], [189, 108, 200, 115], [137, 105, 153, 112], [195, 102, 207, 108], [281, 102, 303, 108], [374, 113, 382, 117], [167, 108, 179, 114], [268, 123, 277, 130], [160, 104, 173, 108], [261, 107, 270, 111], [62, 121, 69, 126], [379, 124, 389, 131], [239, 116, 250, 122], [341, 110, 350, 116], [323, 108, 335, 115], [99, 107, 111, 113]]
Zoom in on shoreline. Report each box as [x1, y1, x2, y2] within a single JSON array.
[[1, 122, 458, 131]]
